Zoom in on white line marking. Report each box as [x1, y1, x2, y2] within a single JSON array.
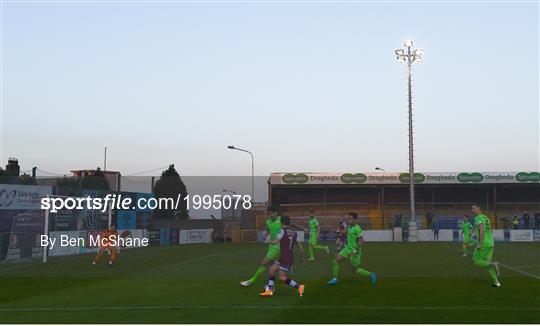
[[513, 265, 540, 269], [441, 244, 540, 280], [0, 305, 538, 313], [0, 244, 217, 272], [147, 249, 248, 272], [0, 254, 81, 272], [498, 263, 540, 280]]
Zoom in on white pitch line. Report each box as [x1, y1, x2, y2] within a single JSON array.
[[0, 254, 82, 272], [0, 261, 40, 272], [498, 263, 540, 280], [0, 305, 539, 313], [441, 244, 540, 280], [147, 249, 248, 272], [513, 265, 540, 269], [0, 245, 242, 273]]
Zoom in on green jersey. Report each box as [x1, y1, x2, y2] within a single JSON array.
[[345, 224, 363, 251], [266, 216, 282, 241], [474, 214, 494, 248], [309, 217, 319, 236], [462, 221, 473, 238]]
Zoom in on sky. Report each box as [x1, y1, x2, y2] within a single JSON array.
[[2, 1, 539, 177]]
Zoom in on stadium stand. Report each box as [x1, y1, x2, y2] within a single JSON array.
[[267, 174, 540, 231]]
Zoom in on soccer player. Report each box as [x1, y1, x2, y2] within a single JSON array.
[[461, 214, 476, 257], [240, 207, 282, 287], [307, 210, 329, 261], [260, 216, 306, 297], [336, 218, 347, 252], [92, 224, 118, 267], [327, 212, 376, 285], [471, 204, 501, 287]]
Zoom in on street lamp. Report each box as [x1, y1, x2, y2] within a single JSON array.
[[395, 40, 423, 227], [375, 167, 386, 173], [222, 189, 237, 195], [227, 145, 254, 203]]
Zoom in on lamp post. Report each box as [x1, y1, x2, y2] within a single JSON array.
[[227, 145, 254, 203], [223, 189, 238, 218], [395, 40, 424, 226]]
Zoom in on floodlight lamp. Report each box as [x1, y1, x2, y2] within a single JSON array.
[[404, 40, 413, 47], [413, 49, 424, 56]]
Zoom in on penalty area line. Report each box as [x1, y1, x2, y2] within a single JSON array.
[[441, 244, 540, 280], [146, 249, 249, 272], [498, 263, 540, 280], [0, 305, 539, 313], [0, 254, 82, 272]]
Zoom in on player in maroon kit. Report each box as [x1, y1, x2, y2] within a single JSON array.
[[336, 218, 347, 252], [260, 216, 306, 297]]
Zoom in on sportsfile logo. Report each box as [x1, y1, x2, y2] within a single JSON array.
[[457, 172, 484, 183], [282, 173, 309, 184], [340, 173, 367, 184], [515, 172, 540, 183]]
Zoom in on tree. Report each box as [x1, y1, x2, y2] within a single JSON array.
[[0, 168, 36, 185], [18, 173, 36, 185], [153, 164, 188, 219], [57, 176, 80, 189], [80, 168, 110, 191], [56, 176, 81, 196], [56, 168, 110, 193], [0, 168, 12, 184]]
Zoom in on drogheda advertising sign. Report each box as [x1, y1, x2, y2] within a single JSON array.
[[270, 172, 540, 185]]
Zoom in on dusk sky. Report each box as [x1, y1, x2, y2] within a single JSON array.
[[2, 1, 538, 177]]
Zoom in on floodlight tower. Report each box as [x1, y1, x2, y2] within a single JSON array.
[[395, 40, 424, 229]]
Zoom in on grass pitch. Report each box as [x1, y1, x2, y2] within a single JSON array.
[[0, 242, 539, 323]]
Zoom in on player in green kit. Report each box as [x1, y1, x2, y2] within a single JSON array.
[[240, 206, 282, 287], [471, 204, 501, 287], [327, 212, 376, 285], [461, 214, 476, 257], [307, 210, 329, 261]]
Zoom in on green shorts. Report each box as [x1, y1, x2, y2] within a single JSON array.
[[338, 247, 362, 266], [463, 236, 477, 245], [309, 235, 318, 245], [473, 246, 494, 263], [266, 244, 280, 260]]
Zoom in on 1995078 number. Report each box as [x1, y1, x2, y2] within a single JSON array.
[[183, 194, 252, 210]]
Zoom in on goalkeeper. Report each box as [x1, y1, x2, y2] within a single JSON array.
[[92, 224, 118, 267]]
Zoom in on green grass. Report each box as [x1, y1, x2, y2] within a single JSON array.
[[0, 242, 539, 323]]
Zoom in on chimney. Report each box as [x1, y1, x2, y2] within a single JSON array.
[[6, 158, 20, 177]]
